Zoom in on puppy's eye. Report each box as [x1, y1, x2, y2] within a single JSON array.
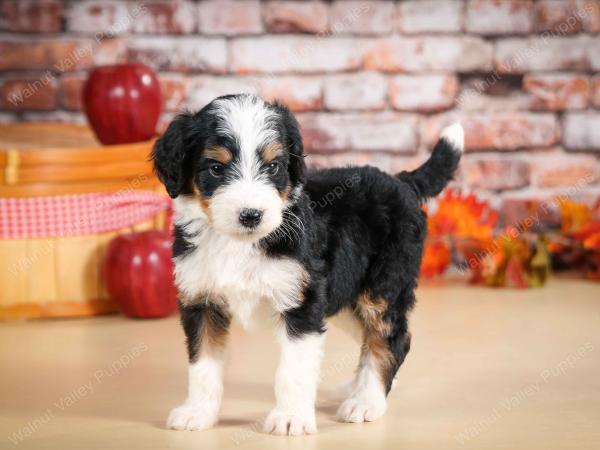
[[209, 163, 225, 178], [267, 161, 280, 176]]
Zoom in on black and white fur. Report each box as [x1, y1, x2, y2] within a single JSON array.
[[152, 94, 463, 436]]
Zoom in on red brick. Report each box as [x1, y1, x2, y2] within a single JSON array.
[[257, 76, 323, 112], [397, 0, 462, 34], [93, 37, 127, 65], [297, 113, 419, 154], [131, 0, 196, 34], [592, 76, 600, 107], [457, 77, 529, 111], [59, 73, 85, 111], [588, 37, 600, 70], [263, 1, 328, 34], [127, 37, 226, 73], [0, 0, 63, 33], [0, 39, 94, 71], [524, 73, 589, 111], [323, 73, 386, 111], [462, 157, 531, 191], [466, 0, 533, 35], [534, 0, 600, 33], [329, 0, 394, 35], [66, 0, 131, 34], [425, 113, 559, 151], [563, 112, 600, 151], [0, 77, 58, 111], [363, 36, 493, 73], [198, 0, 262, 35], [389, 75, 458, 112], [187, 76, 257, 111], [534, 0, 583, 33], [229, 36, 361, 74], [580, 0, 600, 32], [159, 74, 188, 112], [495, 36, 590, 73], [531, 154, 600, 187]]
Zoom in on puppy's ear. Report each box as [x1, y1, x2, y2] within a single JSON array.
[[276, 103, 305, 185], [152, 113, 193, 199]]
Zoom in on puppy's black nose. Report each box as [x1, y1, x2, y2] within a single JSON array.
[[239, 208, 263, 228]]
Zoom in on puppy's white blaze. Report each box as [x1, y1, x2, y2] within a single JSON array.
[[210, 178, 283, 238], [213, 95, 278, 182], [166, 356, 224, 430], [265, 330, 325, 435], [440, 122, 464, 152]]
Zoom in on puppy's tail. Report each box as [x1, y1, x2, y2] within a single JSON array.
[[397, 123, 464, 201]]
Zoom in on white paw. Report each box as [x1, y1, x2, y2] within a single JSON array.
[[263, 408, 317, 436], [337, 396, 387, 423], [333, 379, 356, 401], [166, 403, 218, 431]]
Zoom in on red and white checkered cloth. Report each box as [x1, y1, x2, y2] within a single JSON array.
[[0, 191, 171, 239]]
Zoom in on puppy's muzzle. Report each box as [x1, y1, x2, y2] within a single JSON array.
[[239, 208, 263, 229]]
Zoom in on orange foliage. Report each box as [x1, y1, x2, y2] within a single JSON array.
[[420, 241, 451, 279], [428, 189, 498, 241], [559, 200, 593, 233], [421, 189, 499, 278]]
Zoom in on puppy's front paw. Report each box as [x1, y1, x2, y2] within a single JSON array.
[[337, 396, 386, 423], [166, 403, 218, 431], [263, 408, 317, 436]]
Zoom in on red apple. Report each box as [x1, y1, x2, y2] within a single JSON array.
[[83, 63, 161, 145], [102, 230, 177, 318]]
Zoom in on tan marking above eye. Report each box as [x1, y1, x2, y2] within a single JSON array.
[[262, 141, 283, 163], [205, 146, 232, 165]]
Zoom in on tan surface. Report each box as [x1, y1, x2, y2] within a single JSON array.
[[1, 278, 599, 450], [0, 123, 158, 195]]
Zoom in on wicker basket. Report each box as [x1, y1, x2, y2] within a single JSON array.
[[0, 123, 166, 320]]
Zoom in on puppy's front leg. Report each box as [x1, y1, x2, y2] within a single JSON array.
[[264, 329, 325, 436], [167, 301, 231, 431]]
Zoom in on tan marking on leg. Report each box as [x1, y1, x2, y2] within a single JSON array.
[[355, 293, 395, 388], [205, 146, 232, 165], [184, 296, 231, 362], [196, 305, 231, 359], [355, 293, 392, 337]]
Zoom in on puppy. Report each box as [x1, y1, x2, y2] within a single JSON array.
[[152, 94, 463, 436]]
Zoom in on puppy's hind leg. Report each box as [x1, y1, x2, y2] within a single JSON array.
[[337, 293, 411, 423]]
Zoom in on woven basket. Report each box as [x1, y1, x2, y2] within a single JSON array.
[[0, 123, 167, 320]]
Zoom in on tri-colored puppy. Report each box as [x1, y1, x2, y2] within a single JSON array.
[[152, 94, 463, 436]]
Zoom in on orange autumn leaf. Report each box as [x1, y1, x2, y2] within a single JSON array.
[[570, 222, 600, 242], [583, 231, 600, 251], [559, 200, 592, 233], [428, 189, 498, 241], [421, 241, 451, 278]]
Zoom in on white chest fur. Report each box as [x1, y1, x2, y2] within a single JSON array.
[[173, 197, 306, 330]]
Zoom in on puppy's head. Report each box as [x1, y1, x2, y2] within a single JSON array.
[[153, 94, 305, 241]]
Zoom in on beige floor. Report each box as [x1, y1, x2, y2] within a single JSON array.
[[1, 278, 599, 450]]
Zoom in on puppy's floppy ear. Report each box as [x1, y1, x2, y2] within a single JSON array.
[[152, 113, 193, 199], [275, 103, 305, 185]]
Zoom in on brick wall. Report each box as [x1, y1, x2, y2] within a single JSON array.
[[1, 0, 600, 224]]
